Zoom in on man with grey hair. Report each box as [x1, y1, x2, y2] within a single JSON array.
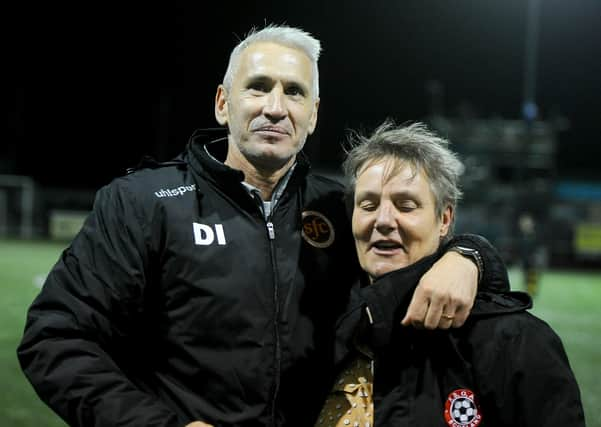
[[18, 26, 509, 427], [318, 120, 584, 427]]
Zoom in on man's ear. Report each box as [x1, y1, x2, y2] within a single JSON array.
[[440, 205, 453, 238], [307, 97, 320, 135], [214, 85, 228, 126]]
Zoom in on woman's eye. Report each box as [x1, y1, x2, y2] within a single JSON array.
[[358, 201, 377, 211], [397, 202, 417, 212]]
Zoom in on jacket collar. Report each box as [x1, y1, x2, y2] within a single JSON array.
[[359, 248, 532, 325], [185, 128, 311, 189], [357, 250, 442, 337], [344, 248, 532, 351]]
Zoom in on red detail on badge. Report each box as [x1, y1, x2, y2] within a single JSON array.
[[301, 211, 335, 248], [444, 388, 482, 427]]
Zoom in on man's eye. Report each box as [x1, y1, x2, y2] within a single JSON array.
[[285, 86, 304, 96], [248, 82, 268, 92]]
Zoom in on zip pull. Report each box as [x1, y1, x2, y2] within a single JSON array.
[[266, 222, 275, 240]]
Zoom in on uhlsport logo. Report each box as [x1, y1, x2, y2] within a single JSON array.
[[444, 388, 482, 427], [155, 184, 196, 198], [301, 211, 335, 248], [193, 223, 226, 246]]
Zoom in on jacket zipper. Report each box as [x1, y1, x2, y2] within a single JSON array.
[[365, 306, 375, 377], [266, 221, 275, 240], [248, 186, 284, 426], [266, 217, 281, 427]]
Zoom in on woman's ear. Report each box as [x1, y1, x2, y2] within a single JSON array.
[[440, 205, 453, 238]]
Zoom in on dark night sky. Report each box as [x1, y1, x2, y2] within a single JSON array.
[[7, 0, 601, 190]]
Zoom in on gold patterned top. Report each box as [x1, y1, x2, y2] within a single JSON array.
[[315, 352, 374, 427]]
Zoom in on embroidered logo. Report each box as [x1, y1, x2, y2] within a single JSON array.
[[301, 211, 335, 248], [444, 388, 482, 427], [154, 184, 196, 198]]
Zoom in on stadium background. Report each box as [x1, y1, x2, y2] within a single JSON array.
[[3, 0, 600, 425]]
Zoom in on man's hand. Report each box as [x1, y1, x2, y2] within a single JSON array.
[[186, 422, 214, 427], [401, 251, 478, 329]]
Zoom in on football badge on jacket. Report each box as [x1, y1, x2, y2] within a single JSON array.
[[444, 388, 482, 426]]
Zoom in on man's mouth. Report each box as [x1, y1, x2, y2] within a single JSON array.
[[253, 125, 290, 136]]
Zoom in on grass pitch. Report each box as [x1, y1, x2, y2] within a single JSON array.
[[1, 238, 599, 426], [510, 267, 601, 426], [1, 239, 68, 427]]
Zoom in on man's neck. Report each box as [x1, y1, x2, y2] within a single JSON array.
[[224, 143, 295, 201]]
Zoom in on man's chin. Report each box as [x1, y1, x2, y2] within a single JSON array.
[[244, 150, 296, 171], [243, 144, 299, 166]]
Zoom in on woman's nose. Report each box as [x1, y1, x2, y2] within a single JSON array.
[[374, 203, 396, 234]]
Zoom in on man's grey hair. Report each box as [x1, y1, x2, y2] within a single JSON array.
[[222, 24, 322, 98], [343, 120, 465, 219]]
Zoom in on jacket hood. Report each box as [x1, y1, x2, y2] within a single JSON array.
[[186, 127, 244, 185]]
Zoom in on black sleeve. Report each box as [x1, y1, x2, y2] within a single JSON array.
[[471, 314, 586, 426], [16, 181, 183, 427], [445, 233, 510, 292]]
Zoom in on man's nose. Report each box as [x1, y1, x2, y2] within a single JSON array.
[[374, 203, 396, 234], [263, 88, 287, 120]]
